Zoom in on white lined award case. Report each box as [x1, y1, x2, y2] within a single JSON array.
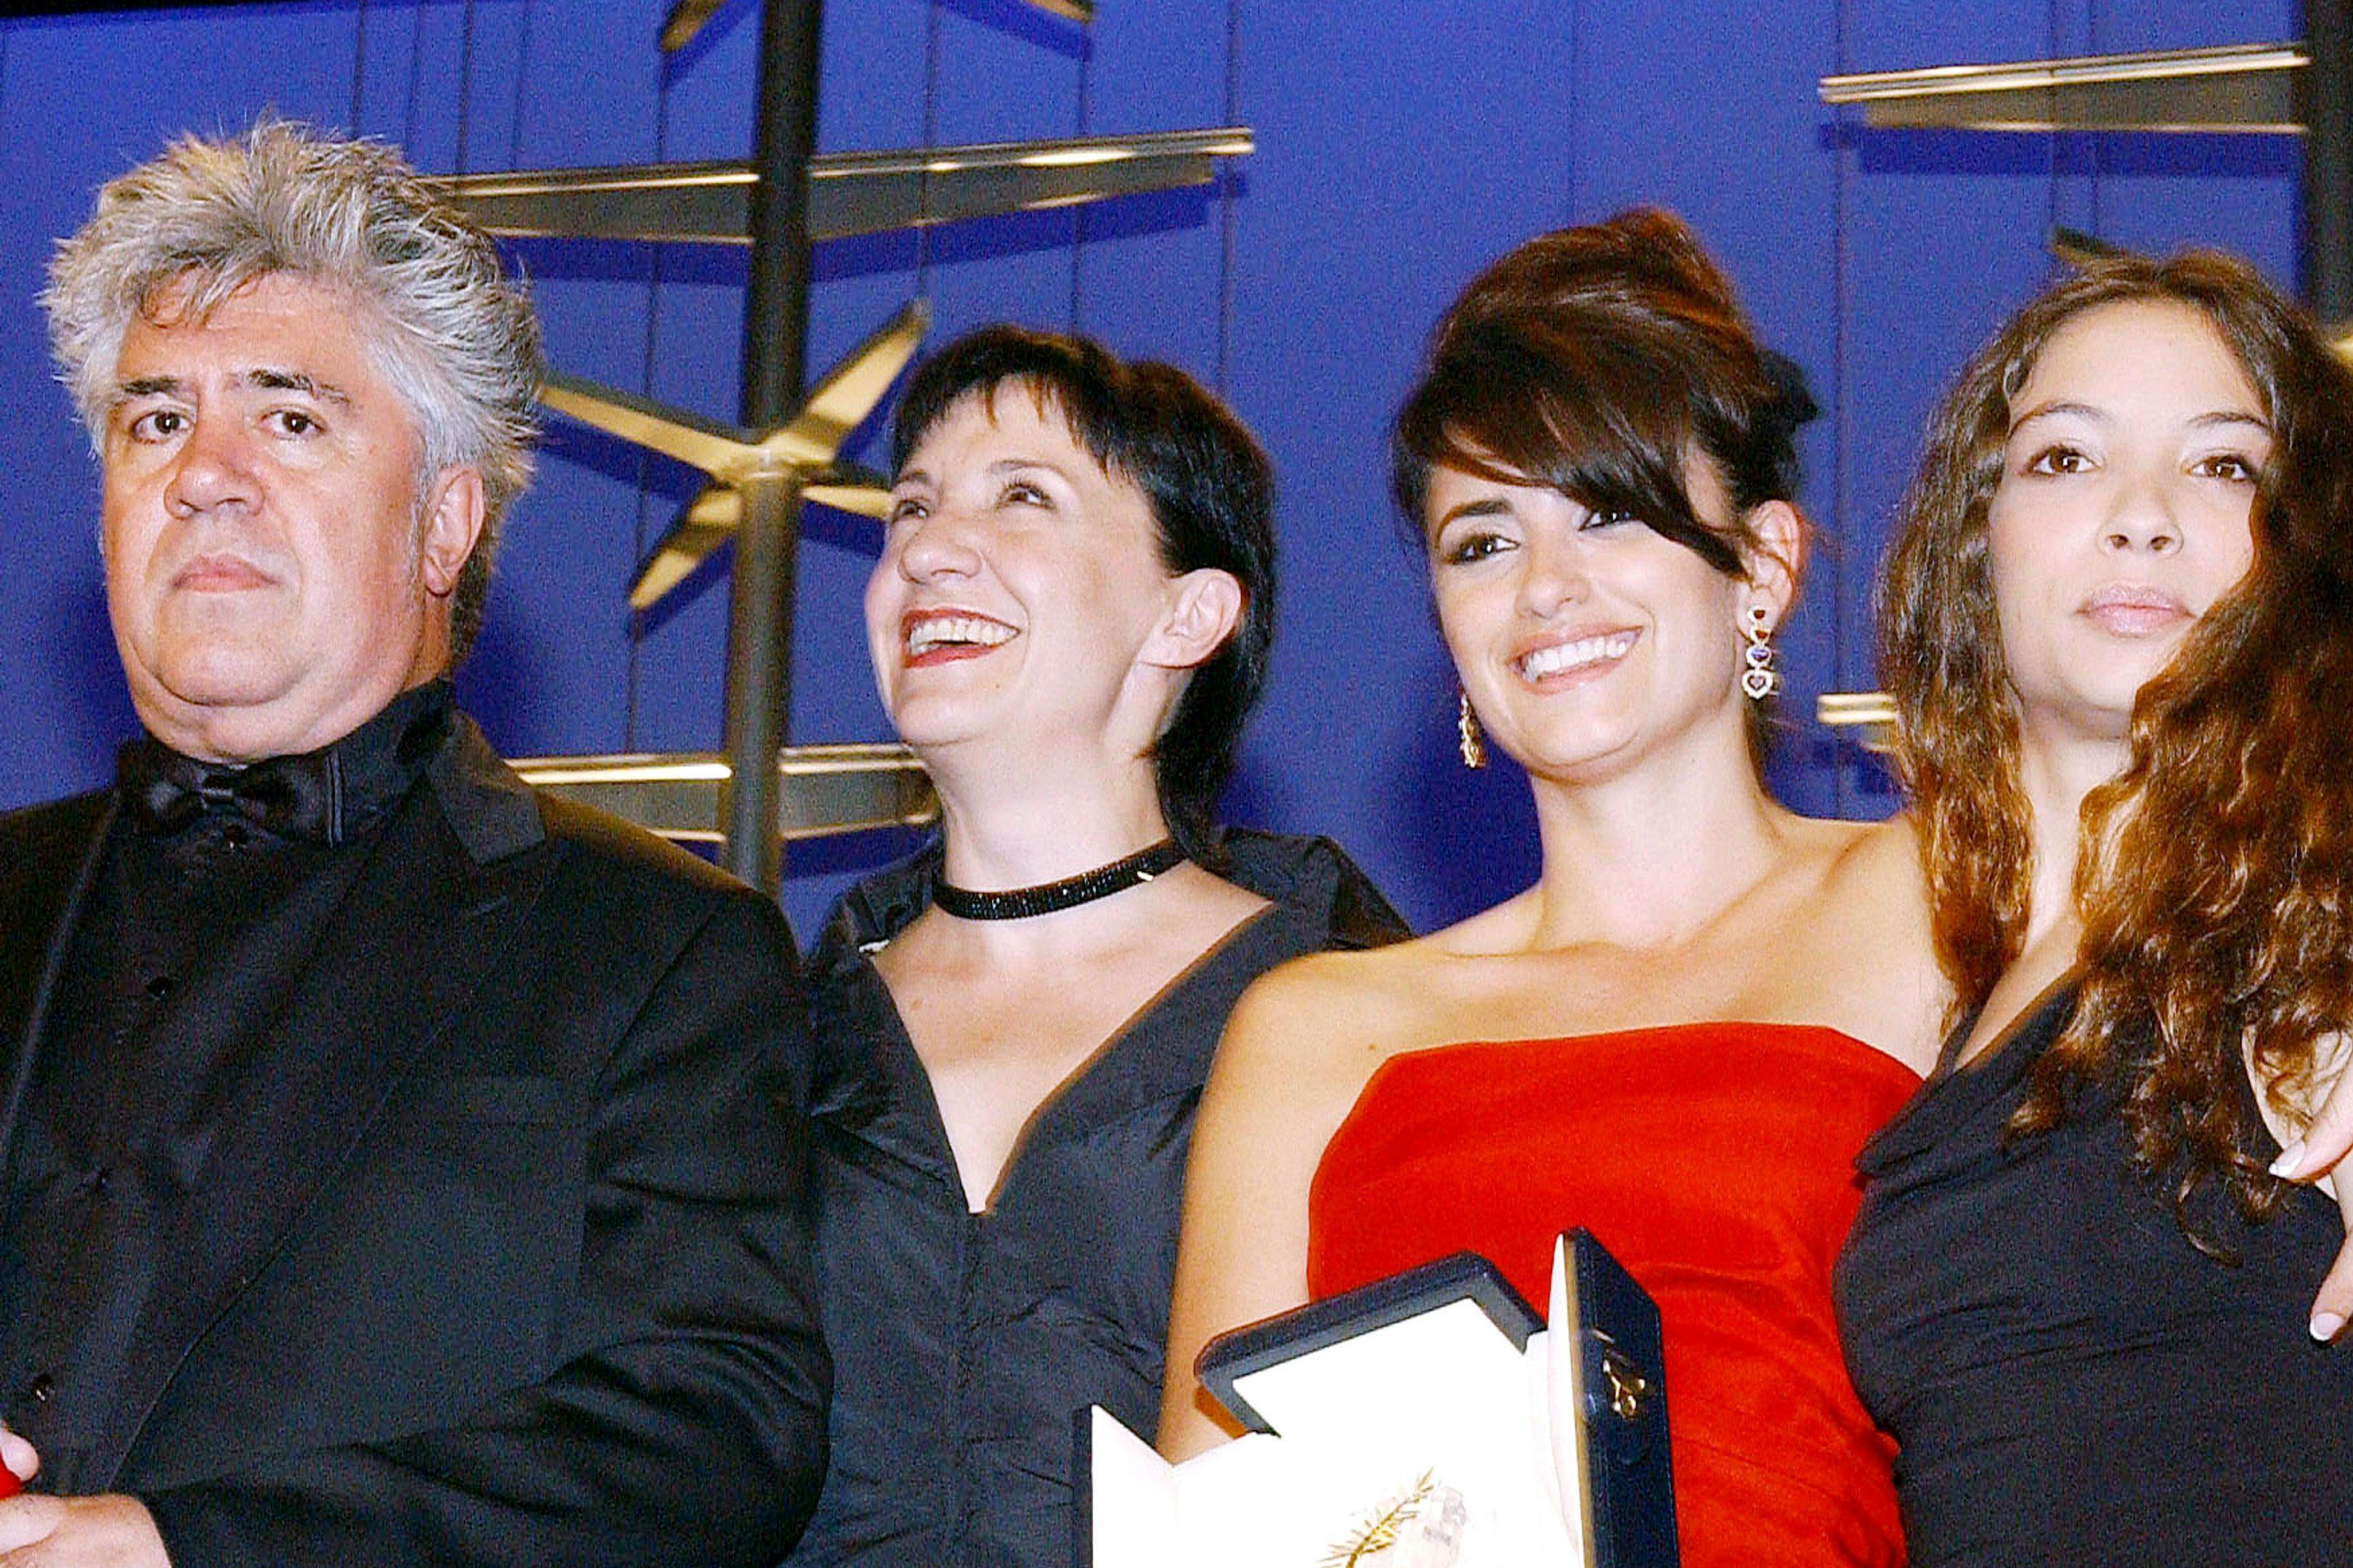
[[1082, 1229, 1676, 1568]]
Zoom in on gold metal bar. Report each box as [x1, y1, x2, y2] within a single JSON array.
[[1821, 42, 2304, 134], [511, 744, 937, 842]]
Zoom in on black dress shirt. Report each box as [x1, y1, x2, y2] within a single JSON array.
[[0, 683, 453, 1487]]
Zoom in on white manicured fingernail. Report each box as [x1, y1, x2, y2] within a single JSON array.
[[2271, 1140, 2307, 1178], [2311, 1312, 2344, 1342]]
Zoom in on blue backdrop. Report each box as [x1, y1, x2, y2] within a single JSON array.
[[0, 0, 2303, 938]]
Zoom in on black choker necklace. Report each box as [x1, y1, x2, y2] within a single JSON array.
[[933, 839, 1187, 921]]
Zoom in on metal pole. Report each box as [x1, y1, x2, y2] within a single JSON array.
[[720, 0, 824, 890], [723, 473, 804, 892], [742, 0, 822, 422], [2304, 0, 2353, 322]]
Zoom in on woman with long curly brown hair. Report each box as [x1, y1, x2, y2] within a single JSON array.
[[1836, 248, 2353, 1565]]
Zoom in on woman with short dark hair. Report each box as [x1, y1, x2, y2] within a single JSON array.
[[788, 326, 1405, 1568]]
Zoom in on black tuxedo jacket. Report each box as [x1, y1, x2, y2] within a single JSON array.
[[0, 718, 827, 1567]]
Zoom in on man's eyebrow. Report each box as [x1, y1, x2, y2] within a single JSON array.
[[247, 369, 351, 403], [110, 370, 355, 405]]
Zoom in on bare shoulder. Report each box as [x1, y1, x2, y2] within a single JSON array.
[[1779, 811, 1928, 922], [1216, 933, 1453, 1084], [1208, 890, 1546, 1123], [1237, 931, 1453, 1010], [1773, 811, 1948, 1074]]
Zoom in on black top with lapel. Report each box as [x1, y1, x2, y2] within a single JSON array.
[[0, 718, 827, 1568]]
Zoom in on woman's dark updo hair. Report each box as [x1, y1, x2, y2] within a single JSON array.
[[891, 325, 1275, 866], [1391, 207, 1818, 759]]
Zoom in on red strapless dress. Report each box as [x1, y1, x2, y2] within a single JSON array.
[[1307, 1024, 1919, 1568]]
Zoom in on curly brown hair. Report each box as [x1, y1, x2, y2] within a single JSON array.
[[1881, 247, 2353, 1229]]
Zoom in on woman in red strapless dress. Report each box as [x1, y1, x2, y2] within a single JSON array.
[[1312, 1027, 1919, 1566], [1158, 211, 1947, 1568]]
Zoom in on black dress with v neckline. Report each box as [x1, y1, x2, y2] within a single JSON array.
[[1834, 981, 2353, 1566], [786, 829, 1407, 1568]]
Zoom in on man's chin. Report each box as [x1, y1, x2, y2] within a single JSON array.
[[132, 667, 312, 760]]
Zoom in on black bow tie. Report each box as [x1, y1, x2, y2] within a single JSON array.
[[122, 747, 336, 842], [115, 683, 455, 846]]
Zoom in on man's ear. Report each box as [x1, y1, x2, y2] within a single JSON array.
[[418, 466, 487, 599], [1740, 499, 1804, 629], [1143, 567, 1246, 671]]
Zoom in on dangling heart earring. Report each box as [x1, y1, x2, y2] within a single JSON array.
[[1741, 605, 1779, 702]]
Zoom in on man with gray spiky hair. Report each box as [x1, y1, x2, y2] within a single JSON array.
[[0, 122, 828, 1567]]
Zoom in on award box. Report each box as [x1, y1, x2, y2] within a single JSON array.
[[1082, 1229, 1675, 1567]]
